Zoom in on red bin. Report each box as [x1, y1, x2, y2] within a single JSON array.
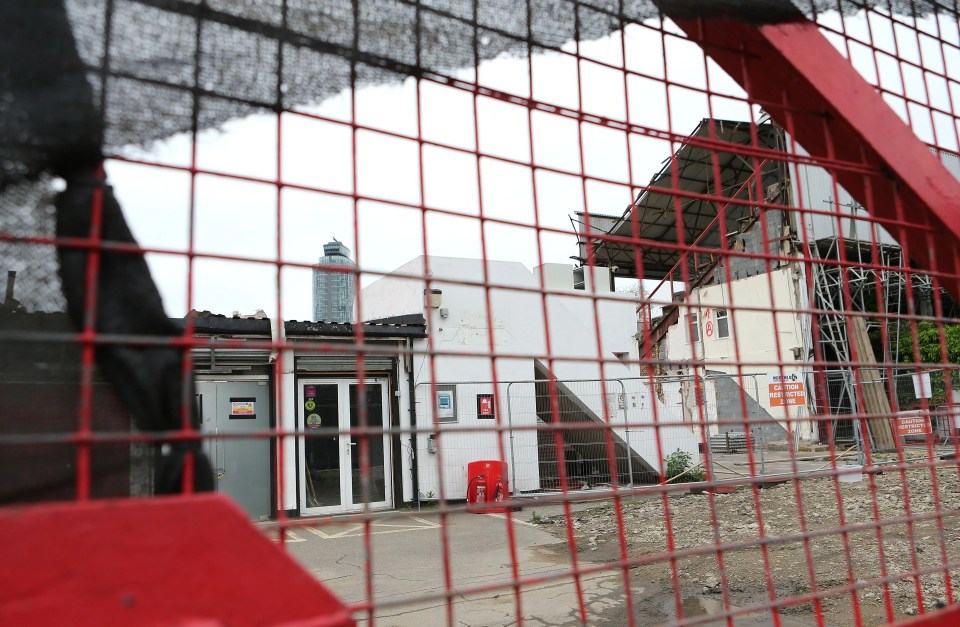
[[466, 460, 509, 513]]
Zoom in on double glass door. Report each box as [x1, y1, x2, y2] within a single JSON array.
[[299, 379, 391, 515]]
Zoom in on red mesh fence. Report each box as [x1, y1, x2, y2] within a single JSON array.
[[4, 1, 960, 625]]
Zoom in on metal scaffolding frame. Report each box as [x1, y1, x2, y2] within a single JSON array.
[[807, 202, 936, 446]]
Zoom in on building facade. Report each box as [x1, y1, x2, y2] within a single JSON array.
[[577, 119, 960, 448], [312, 240, 355, 323], [361, 255, 700, 502]]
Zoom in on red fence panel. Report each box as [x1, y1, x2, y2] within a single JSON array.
[[4, 2, 960, 625]]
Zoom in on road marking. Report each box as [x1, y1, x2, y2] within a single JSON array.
[[329, 525, 364, 538], [410, 516, 439, 527], [488, 512, 538, 527], [304, 526, 332, 539], [299, 516, 441, 540], [269, 530, 307, 543]]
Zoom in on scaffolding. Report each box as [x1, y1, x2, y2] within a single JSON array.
[[573, 124, 953, 452], [807, 200, 937, 449]]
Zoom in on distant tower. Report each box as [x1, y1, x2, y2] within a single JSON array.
[[312, 239, 355, 322]]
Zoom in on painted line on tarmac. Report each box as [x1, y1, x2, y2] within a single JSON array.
[[268, 530, 307, 543], [488, 512, 538, 527], [302, 517, 440, 540]]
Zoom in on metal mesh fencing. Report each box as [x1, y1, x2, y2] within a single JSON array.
[[6, 2, 960, 626]]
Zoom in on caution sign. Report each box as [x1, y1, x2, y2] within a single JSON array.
[[767, 372, 806, 407], [896, 411, 932, 438]]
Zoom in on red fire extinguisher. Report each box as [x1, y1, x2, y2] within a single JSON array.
[[494, 477, 504, 503], [470, 473, 486, 504]]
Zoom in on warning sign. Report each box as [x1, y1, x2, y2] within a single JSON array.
[[229, 397, 256, 419], [767, 372, 806, 407], [477, 394, 495, 418], [896, 411, 932, 438], [231, 399, 255, 415]]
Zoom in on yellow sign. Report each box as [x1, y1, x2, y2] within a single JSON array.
[[230, 401, 255, 415], [304, 400, 316, 411]]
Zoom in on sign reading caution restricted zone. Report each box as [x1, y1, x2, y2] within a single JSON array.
[[767, 372, 807, 407]]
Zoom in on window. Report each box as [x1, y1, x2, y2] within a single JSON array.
[[687, 313, 700, 343], [716, 309, 730, 338]]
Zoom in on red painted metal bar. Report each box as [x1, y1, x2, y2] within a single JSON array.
[[0, 495, 354, 627], [658, 8, 960, 627], [664, 9, 960, 298]]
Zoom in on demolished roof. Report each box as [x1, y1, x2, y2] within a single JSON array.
[[573, 118, 785, 280]]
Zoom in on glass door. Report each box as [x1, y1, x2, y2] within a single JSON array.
[[300, 383, 342, 511], [350, 383, 388, 506], [299, 379, 392, 515]]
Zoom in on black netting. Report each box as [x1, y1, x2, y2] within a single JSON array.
[[5, 1, 957, 199]]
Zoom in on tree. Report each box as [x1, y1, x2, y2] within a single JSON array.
[[894, 321, 960, 407], [896, 321, 960, 365]]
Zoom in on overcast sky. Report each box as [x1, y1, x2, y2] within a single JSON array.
[[105, 11, 955, 321]]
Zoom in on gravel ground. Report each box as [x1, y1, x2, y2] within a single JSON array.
[[533, 463, 960, 625]]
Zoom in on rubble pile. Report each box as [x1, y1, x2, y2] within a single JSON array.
[[536, 465, 960, 623]]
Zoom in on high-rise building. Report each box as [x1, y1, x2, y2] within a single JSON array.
[[312, 239, 355, 322]]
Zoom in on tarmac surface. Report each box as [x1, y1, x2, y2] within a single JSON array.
[[283, 495, 818, 625], [286, 504, 620, 626]]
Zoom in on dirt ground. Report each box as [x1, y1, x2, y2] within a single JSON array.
[[533, 463, 960, 626]]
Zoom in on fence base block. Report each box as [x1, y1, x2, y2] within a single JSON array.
[[0, 494, 354, 627]]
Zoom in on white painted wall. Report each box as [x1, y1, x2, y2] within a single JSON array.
[[660, 265, 814, 440], [363, 256, 699, 500], [278, 345, 298, 512]]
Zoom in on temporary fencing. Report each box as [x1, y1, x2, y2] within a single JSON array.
[[5, 1, 960, 626]]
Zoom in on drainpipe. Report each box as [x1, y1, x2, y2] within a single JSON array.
[[407, 338, 420, 509]]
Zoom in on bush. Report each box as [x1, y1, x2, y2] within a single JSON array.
[[664, 449, 705, 483]]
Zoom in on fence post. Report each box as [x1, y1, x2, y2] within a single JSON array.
[[753, 374, 765, 476], [505, 381, 517, 495], [617, 379, 632, 487]]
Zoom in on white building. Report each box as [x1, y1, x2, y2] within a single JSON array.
[[190, 255, 699, 520], [658, 265, 815, 442], [577, 118, 960, 447], [362, 256, 700, 501]]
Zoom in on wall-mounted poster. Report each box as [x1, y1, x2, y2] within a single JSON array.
[[435, 385, 457, 422], [229, 397, 256, 420], [477, 394, 494, 418]]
